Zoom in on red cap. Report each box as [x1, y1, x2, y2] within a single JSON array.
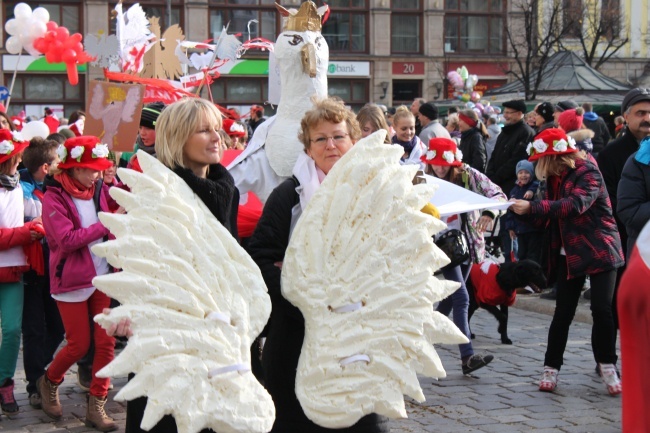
[[527, 128, 578, 162], [0, 129, 29, 164], [557, 109, 584, 133], [10, 116, 24, 131], [57, 136, 113, 171], [421, 137, 463, 167], [222, 118, 246, 138]]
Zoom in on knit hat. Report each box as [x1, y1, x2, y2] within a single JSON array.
[[535, 102, 555, 123], [502, 99, 527, 113], [57, 136, 113, 171], [515, 160, 534, 177], [527, 128, 578, 162], [0, 129, 29, 164], [421, 137, 463, 167], [558, 108, 584, 133], [139, 102, 166, 129], [419, 102, 439, 120], [554, 100, 578, 113], [222, 118, 246, 138]]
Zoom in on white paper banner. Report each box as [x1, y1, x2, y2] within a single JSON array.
[[423, 174, 512, 217]]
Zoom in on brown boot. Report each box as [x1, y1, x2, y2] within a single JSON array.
[[85, 395, 117, 432], [36, 374, 62, 419]]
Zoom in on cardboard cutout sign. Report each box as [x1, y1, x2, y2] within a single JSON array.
[[85, 81, 144, 151], [141, 17, 184, 80]]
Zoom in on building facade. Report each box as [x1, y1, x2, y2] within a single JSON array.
[[1, 0, 648, 118]]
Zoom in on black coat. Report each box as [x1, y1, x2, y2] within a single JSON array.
[[126, 163, 239, 433], [485, 120, 535, 195], [583, 116, 611, 154], [247, 178, 389, 433], [617, 153, 650, 255], [597, 129, 640, 252], [459, 127, 487, 173]]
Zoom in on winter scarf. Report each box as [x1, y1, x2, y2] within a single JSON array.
[[172, 163, 235, 229], [636, 137, 650, 165], [54, 172, 95, 200], [392, 135, 418, 155], [583, 111, 599, 122], [135, 135, 156, 156], [0, 172, 20, 190]]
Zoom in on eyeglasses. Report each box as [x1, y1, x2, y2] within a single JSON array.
[[310, 133, 349, 147]]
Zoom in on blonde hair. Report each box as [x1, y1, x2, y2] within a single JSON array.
[[446, 113, 459, 128], [459, 109, 489, 137], [356, 104, 391, 143], [535, 153, 582, 180], [155, 98, 222, 169], [299, 97, 361, 150], [392, 105, 415, 128]]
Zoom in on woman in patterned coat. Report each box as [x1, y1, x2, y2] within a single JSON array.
[[510, 128, 624, 397]]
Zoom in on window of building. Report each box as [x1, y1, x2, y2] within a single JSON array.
[[209, 1, 278, 46], [601, 0, 621, 39], [444, 0, 505, 55], [321, 1, 368, 53], [562, 0, 583, 38], [109, 1, 183, 33], [391, 0, 422, 54], [328, 79, 368, 112], [204, 77, 268, 105], [4, 74, 85, 118], [3, 1, 82, 44]]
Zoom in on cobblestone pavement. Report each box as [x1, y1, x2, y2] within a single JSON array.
[[1, 296, 620, 433]]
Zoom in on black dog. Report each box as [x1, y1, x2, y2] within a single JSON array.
[[467, 260, 547, 344]]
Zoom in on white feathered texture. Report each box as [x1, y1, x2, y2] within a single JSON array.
[[281, 130, 468, 429], [91, 151, 274, 433]]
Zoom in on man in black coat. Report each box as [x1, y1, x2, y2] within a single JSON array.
[[485, 99, 535, 266]]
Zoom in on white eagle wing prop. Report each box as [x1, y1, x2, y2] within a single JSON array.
[[282, 131, 468, 428], [92, 151, 275, 433]]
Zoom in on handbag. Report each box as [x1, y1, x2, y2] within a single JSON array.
[[435, 229, 470, 269]]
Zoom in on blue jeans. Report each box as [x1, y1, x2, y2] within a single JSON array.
[[437, 264, 473, 359]]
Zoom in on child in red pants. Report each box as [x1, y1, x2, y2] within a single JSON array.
[[40, 136, 117, 432]]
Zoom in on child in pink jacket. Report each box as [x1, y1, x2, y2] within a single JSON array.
[[39, 136, 117, 432]]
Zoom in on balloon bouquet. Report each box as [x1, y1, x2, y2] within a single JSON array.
[[447, 65, 501, 120], [4, 3, 94, 86]]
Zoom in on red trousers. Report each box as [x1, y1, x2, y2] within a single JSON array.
[[618, 246, 650, 433], [47, 290, 115, 397]]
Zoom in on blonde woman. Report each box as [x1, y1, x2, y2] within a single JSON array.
[[391, 106, 426, 169], [356, 104, 391, 143]]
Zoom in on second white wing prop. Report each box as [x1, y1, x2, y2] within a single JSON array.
[[282, 130, 469, 428], [92, 151, 275, 433]]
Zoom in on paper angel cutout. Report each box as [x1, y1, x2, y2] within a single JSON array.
[[281, 130, 468, 428], [141, 16, 184, 80], [85, 32, 120, 69], [92, 151, 275, 433], [114, 2, 156, 73], [88, 82, 142, 149]]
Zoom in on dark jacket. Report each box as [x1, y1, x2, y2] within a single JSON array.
[[247, 178, 389, 433], [583, 114, 611, 154], [125, 163, 239, 433], [527, 158, 624, 281], [459, 127, 487, 173], [596, 128, 640, 252], [617, 152, 650, 255], [503, 180, 540, 235], [485, 120, 535, 195]]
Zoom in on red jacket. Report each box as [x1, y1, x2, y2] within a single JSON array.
[[0, 224, 34, 282], [470, 261, 516, 307]]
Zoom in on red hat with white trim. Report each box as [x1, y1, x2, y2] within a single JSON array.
[[421, 137, 463, 167], [527, 128, 578, 162], [222, 119, 246, 138], [0, 129, 29, 164], [57, 136, 113, 171]]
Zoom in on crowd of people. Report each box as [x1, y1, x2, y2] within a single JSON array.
[[0, 87, 648, 432]]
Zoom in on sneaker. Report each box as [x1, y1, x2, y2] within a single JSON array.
[[29, 392, 42, 409], [599, 363, 622, 396], [0, 379, 19, 417], [539, 366, 558, 392], [540, 288, 557, 300], [462, 354, 494, 375]]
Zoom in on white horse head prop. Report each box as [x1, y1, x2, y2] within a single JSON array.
[[266, 1, 329, 177]]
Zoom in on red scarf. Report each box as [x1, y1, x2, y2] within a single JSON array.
[[54, 172, 95, 200]]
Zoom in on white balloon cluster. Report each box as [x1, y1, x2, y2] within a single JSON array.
[[4, 3, 50, 56]]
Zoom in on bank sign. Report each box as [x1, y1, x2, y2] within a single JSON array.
[[218, 59, 370, 77]]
